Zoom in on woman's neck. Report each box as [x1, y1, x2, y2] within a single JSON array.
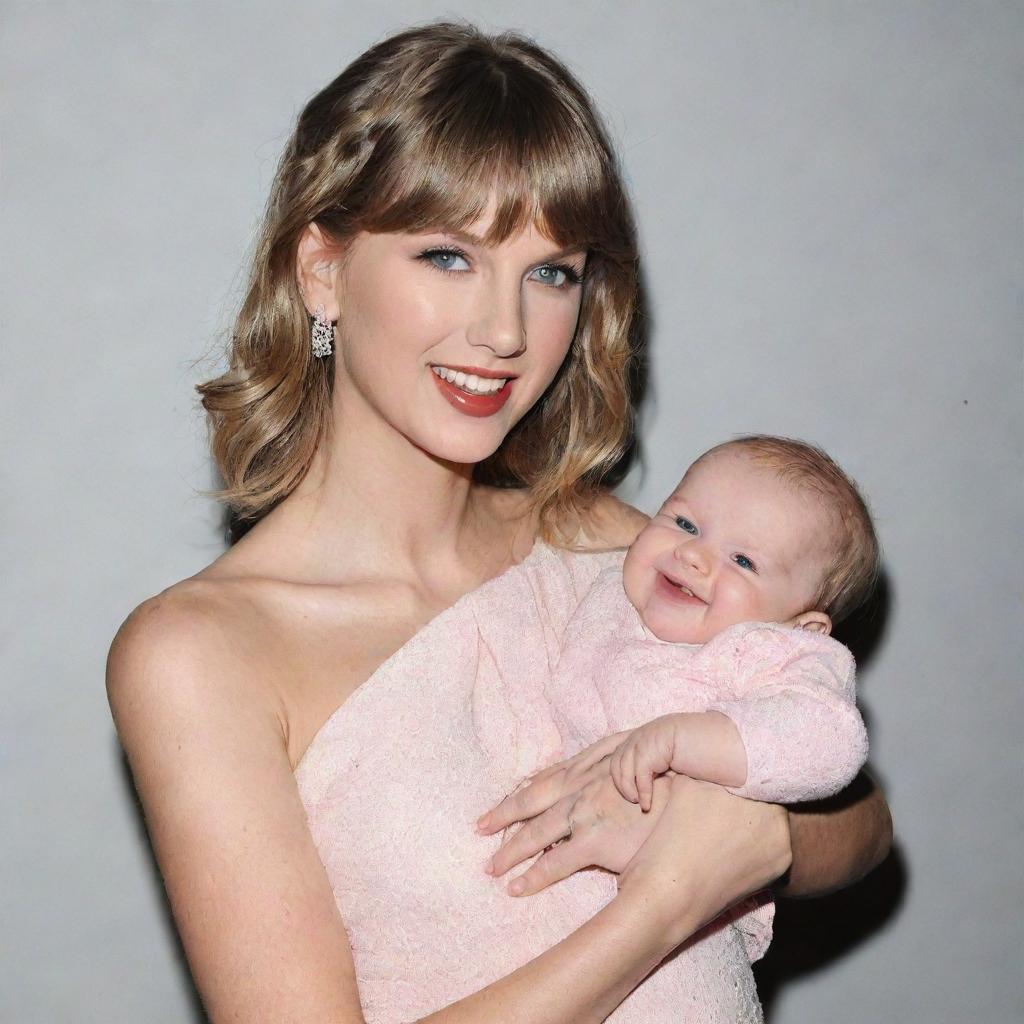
[[219, 409, 530, 588]]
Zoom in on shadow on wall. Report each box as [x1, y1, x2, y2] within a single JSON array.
[[834, 567, 892, 674], [755, 568, 907, 1020], [755, 841, 908, 1019]]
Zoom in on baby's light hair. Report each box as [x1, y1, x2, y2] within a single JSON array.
[[692, 435, 880, 623]]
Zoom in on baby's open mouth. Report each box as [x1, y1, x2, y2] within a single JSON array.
[[658, 572, 706, 603]]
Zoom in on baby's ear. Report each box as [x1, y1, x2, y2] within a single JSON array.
[[786, 611, 832, 636]]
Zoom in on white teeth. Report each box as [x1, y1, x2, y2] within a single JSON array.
[[432, 365, 508, 395]]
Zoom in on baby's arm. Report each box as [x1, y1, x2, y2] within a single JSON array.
[[612, 624, 869, 808], [610, 711, 748, 811]]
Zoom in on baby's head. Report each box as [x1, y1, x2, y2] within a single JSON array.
[[623, 436, 879, 644]]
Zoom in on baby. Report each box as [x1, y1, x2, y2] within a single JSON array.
[[547, 433, 878, 825]]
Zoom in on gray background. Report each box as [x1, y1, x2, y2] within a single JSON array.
[[2, 2, 1021, 1021]]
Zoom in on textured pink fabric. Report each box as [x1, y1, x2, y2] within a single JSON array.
[[551, 565, 869, 805], [295, 542, 766, 1024]]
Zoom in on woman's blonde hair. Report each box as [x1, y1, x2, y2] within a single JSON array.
[[197, 22, 640, 541]]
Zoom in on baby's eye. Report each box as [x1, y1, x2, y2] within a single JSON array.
[[732, 554, 757, 572], [674, 516, 699, 535], [419, 247, 470, 273]]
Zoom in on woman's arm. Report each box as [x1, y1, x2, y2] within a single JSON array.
[[108, 594, 365, 1023], [109, 593, 785, 1024], [779, 769, 892, 897], [482, 747, 891, 901], [434, 778, 792, 1024]]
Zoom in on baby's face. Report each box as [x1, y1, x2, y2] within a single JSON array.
[[622, 448, 834, 643]]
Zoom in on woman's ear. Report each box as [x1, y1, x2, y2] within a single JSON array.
[[785, 610, 833, 636], [296, 223, 342, 319]]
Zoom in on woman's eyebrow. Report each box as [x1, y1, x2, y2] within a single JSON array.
[[536, 243, 588, 263], [436, 227, 485, 246], [436, 228, 586, 262]]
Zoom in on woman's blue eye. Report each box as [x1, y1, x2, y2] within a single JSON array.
[[529, 264, 582, 288], [420, 248, 470, 273], [733, 554, 757, 572], [675, 516, 698, 535]]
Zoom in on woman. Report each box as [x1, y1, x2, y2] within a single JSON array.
[[106, 23, 891, 1023]]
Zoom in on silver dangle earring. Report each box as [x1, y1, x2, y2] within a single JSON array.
[[310, 303, 336, 359]]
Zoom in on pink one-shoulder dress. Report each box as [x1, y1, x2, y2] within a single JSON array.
[[295, 542, 768, 1024]]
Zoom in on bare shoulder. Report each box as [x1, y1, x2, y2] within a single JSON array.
[[109, 579, 236, 668], [106, 580, 364, 1020], [107, 577, 280, 737], [572, 493, 649, 551]]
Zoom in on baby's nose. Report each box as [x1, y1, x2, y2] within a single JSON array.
[[675, 540, 711, 574]]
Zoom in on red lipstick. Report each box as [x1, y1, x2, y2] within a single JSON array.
[[431, 366, 515, 418]]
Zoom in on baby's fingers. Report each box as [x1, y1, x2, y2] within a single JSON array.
[[636, 766, 655, 813], [611, 742, 640, 804], [634, 745, 668, 813]]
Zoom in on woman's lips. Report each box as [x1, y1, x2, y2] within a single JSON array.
[[432, 370, 514, 418], [654, 571, 707, 606]]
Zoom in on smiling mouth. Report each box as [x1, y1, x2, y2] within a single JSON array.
[[657, 571, 707, 604], [430, 364, 515, 418], [431, 364, 510, 396]]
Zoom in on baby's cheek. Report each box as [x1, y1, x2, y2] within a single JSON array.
[[620, 548, 645, 610], [717, 581, 765, 626]]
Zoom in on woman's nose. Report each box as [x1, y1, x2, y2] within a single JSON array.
[[468, 278, 526, 358]]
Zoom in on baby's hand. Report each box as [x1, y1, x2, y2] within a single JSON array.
[[610, 714, 688, 813]]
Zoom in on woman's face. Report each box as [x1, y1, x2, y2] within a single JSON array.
[[327, 215, 587, 465]]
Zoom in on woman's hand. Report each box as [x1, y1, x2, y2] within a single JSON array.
[[477, 731, 631, 837], [484, 771, 673, 896], [618, 776, 793, 948], [477, 732, 664, 895]]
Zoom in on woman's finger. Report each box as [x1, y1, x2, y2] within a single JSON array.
[[506, 839, 589, 897], [487, 801, 575, 876], [478, 774, 565, 835], [477, 730, 635, 836], [478, 753, 589, 835], [478, 734, 631, 833], [570, 730, 631, 773]]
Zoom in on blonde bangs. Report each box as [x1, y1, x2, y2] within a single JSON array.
[[328, 50, 614, 254]]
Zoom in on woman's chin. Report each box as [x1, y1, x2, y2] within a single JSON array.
[[412, 429, 508, 469]]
